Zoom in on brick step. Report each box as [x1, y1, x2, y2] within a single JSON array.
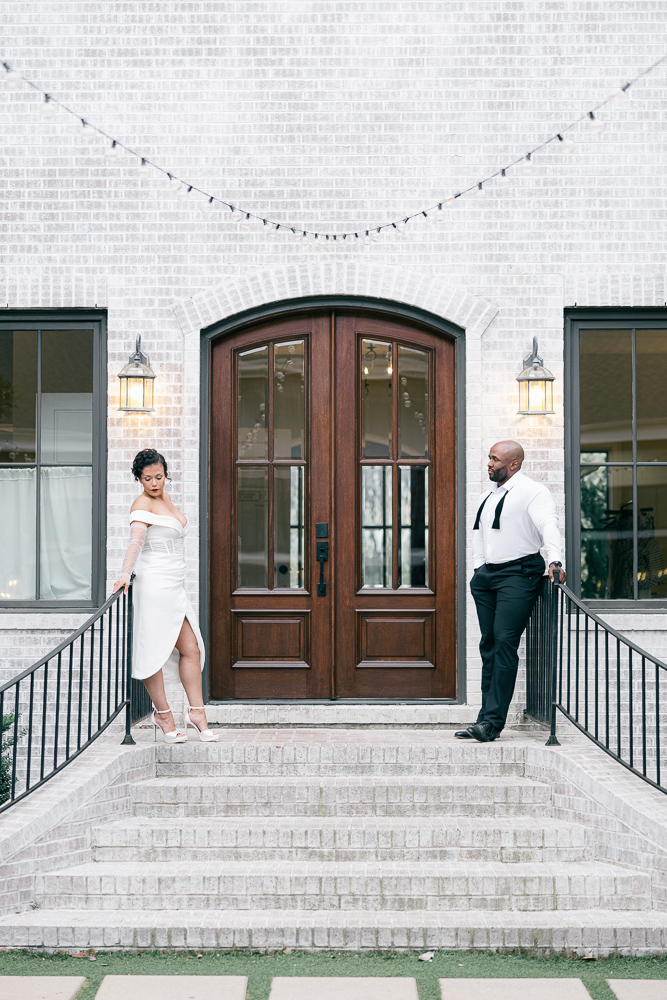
[[154, 739, 526, 778], [5, 906, 664, 955], [35, 860, 649, 912], [92, 816, 587, 863], [132, 775, 552, 818]]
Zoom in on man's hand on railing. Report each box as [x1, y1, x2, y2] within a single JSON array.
[[548, 562, 566, 584]]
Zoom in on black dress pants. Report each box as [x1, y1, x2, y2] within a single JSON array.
[[470, 552, 546, 731]]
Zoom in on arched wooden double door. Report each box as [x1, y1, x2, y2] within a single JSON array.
[[209, 310, 457, 699]]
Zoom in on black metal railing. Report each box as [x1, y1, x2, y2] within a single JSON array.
[[526, 573, 667, 793], [0, 580, 151, 814]]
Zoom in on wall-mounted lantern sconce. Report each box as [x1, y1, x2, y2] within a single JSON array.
[[517, 337, 554, 415], [118, 335, 156, 412]]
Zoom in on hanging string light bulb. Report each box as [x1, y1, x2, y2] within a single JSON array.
[[231, 207, 243, 221], [588, 110, 603, 132], [477, 182, 485, 199], [81, 119, 95, 142], [41, 93, 54, 116], [178, 184, 193, 201], [241, 213, 251, 228], [523, 152, 532, 173], [167, 173, 180, 190], [201, 196, 214, 212], [139, 157, 150, 176], [2, 62, 20, 86], [105, 139, 118, 159], [500, 168, 509, 187]]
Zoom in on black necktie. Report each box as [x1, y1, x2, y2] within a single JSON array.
[[473, 489, 508, 531]]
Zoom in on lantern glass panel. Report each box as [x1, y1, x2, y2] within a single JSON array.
[[143, 378, 154, 411]]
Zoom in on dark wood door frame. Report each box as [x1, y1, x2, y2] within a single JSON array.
[[200, 295, 467, 703]]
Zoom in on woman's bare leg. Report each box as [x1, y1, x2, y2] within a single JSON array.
[[142, 670, 183, 735], [176, 618, 209, 731]]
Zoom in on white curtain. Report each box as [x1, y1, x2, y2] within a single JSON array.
[[0, 468, 36, 600], [40, 466, 92, 600]]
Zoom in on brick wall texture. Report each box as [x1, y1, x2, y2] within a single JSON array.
[[1, 1, 666, 701]]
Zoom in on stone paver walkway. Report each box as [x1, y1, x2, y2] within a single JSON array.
[[95, 976, 248, 1000], [608, 983, 667, 1000], [268, 978, 418, 999], [0, 978, 86, 1000], [439, 979, 593, 999]]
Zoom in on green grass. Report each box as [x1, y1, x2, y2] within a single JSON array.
[[0, 949, 665, 1000]]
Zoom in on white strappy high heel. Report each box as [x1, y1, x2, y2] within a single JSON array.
[[153, 707, 187, 744], [185, 706, 219, 742]]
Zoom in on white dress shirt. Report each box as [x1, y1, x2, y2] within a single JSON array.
[[472, 470, 563, 569]]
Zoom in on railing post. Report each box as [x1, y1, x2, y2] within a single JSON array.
[[546, 568, 561, 747], [122, 578, 136, 746]]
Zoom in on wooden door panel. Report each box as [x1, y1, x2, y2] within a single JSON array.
[[333, 313, 456, 699], [209, 308, 457, 700], [209, 313, 331, 699]]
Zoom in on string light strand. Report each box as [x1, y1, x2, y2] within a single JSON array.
[[2, 52, 666, 240]]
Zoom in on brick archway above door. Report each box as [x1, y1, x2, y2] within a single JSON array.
[[173, 262, 497, 342]]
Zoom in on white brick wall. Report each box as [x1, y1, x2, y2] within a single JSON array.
[[1, 1, 666, 702]]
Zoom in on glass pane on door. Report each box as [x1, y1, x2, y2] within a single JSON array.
[[237, 346, 268, 459], [398, 346, 429, 458], [274, 340, 305, 459], [399, 465, 428, 588], [361, 339, 392, 458], [237, 466, 268, 588], [274, 465, 305, 588], [361, 465, 392, 588]]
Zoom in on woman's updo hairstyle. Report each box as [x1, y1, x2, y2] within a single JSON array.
[[132, 448, 170, 482]]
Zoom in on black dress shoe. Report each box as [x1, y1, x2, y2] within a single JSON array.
[[453, 729, 475, 739], [467, 721, 502, 743]]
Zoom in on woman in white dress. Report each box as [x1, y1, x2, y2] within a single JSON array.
[[113, 449, 218, 743]]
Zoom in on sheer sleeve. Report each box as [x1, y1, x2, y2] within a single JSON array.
[[117, 520, 148, 585]]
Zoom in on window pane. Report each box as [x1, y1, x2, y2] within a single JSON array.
[[636, 329, 667, 462], [361, 339, 392, 458], [41, 330, 93, 463], [0, 468, 36, 599], [361, 465, 392, 588], [274, 466, 304, 588], [0, 330, 37, 462], [398, 346, 429, 458], [636, 467, 667, 599], [580, 464, 633, 599], [237, 466, 268, 588], [274, 340, 305, 459], [40, 467, 92, 600], [399, 466, 428, 588], [580, 330, 632, 462], [237, 346, 268, 459]]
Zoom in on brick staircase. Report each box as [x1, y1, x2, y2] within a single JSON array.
[[5, 730, 666, 953]]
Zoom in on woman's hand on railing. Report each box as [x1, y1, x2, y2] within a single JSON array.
[[112, 573, 130, 596], [548, 562, 566, 584]]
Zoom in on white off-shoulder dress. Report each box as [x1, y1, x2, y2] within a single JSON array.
[[129, 511, 205, 681]]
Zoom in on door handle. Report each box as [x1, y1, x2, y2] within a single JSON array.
[[316, 540, 329, 596]]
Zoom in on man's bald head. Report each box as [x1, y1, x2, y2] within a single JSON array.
[[487, 441, 524, 484], [492, 441, 524, 465]]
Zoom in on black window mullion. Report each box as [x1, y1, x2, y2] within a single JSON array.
[[632, 328, 638, 600], [35, 330, 42, 601]]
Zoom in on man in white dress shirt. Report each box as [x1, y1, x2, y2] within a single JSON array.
[[456, 441, 566, 743]]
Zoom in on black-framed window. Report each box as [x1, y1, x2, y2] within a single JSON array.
[[566, 310, 667, 604], [0, 314, 106, 608]]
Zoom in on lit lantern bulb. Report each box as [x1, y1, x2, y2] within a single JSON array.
[[3, 64, 20, 87]]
